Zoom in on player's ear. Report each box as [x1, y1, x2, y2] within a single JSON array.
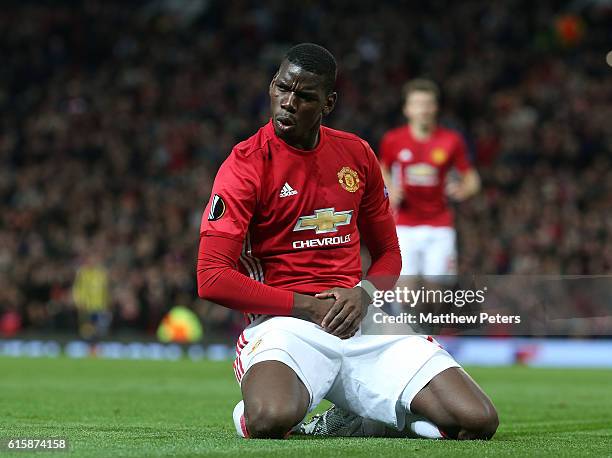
[[322, 91, 337, 117]]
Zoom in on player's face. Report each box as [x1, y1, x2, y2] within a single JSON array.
[[269, 61, 336, 148], [403, 91, 438, 128]]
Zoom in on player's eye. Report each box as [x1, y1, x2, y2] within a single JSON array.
[[298, 93, 316, 101]]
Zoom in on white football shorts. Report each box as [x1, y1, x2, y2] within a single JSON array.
[[396, 225, 457, 278], [233, 316, 459, 429]]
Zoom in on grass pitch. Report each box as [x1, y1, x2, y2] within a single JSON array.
[[1, 357, 611, 457]]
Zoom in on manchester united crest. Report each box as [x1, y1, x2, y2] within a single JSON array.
[[337, 167, 360, 192], [431, 147, 448, 165]]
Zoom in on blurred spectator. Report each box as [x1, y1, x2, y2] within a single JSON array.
[[72, 254, 111, 339]]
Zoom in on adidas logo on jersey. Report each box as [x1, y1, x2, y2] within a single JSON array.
[[279, 182, 298, 198]]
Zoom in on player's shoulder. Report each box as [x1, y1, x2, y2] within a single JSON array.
[[323, 125, 365, 144], [322, 125, 371, 153], [229, 123, 272, 162], [435, 125, 465, 142]]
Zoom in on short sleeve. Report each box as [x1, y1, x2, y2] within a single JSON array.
[[452, 132, 472, 173], [200, 149, 262, 240], [359, 142, 392, 223]]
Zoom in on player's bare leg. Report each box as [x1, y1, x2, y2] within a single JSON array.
[[300, 366, 497, 440], [240, 361, 310, 439], [410, 367, 498, 440]]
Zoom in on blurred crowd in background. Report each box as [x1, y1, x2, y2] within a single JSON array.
[[1, 0, 610, 340]]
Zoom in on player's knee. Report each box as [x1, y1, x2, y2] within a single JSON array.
[[457, 401, 499, 440], [244, 400, 300, 439]]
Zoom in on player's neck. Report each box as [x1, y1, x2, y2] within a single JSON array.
[[292, 131, 319, 150], [409, 123, 435, 141], [279, 126, 320, 150]]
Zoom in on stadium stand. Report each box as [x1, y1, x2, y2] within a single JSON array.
[[0, 0, 610, 338]]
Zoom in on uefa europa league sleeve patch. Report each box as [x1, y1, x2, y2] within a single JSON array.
[[207, 194, 226, 221]]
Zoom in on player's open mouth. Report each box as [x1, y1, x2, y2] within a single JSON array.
[[276, 116, 296, 130]]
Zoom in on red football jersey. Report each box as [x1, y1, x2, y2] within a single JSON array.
[[200, 120, 392, 296], [380, 126, 471, 227]]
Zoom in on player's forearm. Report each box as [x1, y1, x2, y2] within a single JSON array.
[[381, 165, 403, 208], [366, 246, 401, 291], [359, 213, 402, 290], [461, 169, 481, 198], [197, 236, 293, 315], [198, 266, 293, 315]]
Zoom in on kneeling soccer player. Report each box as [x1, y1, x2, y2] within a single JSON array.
[[196, 43, 498, 440]]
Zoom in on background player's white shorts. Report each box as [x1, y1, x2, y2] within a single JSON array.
[[234, 316, 459, 429], [396, 225, 457, 277]]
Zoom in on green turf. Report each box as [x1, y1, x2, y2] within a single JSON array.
[[1, 357, 611, 457]]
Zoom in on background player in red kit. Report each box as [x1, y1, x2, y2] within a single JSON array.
[[380, 79, 480, 290], [197, 44, 497, 440]]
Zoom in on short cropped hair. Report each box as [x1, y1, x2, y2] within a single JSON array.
[[402, 78, 440, 102], [284, 43, 337, 94]]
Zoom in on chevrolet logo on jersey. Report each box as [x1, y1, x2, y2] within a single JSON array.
[[293, 208, 353, 234]]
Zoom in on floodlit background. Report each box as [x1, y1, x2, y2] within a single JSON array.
[[0, 0, 611, 365]]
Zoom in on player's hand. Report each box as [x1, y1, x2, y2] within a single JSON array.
[[291, 293, 336, 327], [316, 287, 369, 338], [446, 180, 467, 201]]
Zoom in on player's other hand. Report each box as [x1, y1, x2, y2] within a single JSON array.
[[445, 180, 467, 201], [315, 287, 369, 339]]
